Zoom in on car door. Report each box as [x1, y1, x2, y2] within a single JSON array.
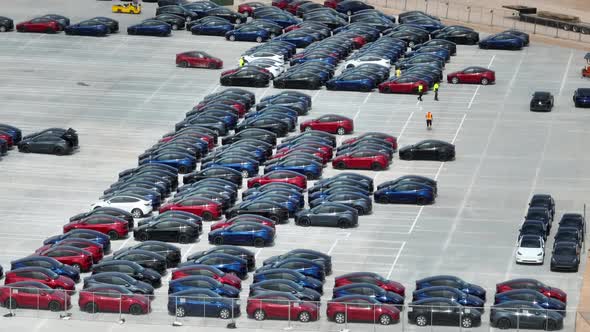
[[315, 116, 335, 131], [519, 304, 543, 329], [266, 296, 288, 318], [152, 221, 174, 241], [227, 224, 250, 244], [312, 205, 333, 226], [414, 141, 435, 159], [430, 300, 452, 325], [14, 286, 38, 308], [458, 67, 476, 83]]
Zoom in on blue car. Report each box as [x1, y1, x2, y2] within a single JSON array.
[[11, 256, 80, 282], [168, 276, 240, 297], [416, 275, 486, 300], [182, 253, 248, 280], [64, 20, 109, 36], [573, 88, 590, 108], [333, 283, 404, 305], [479, 32, 524, 50], [190, 19, 234, 36], [405, 46, 450, 62], [191, 110, 238, 128], [245, 189, 304, 208], [253, 268, 323, 294], [139, 152, 197, 174], [258, 258, 325, 282], [225, 24, 270, 42], [128, 19, 172, 37], [168, 289, 240, 318], [404, 19, 445, 32], [373, 181, 435, 205], [290, 54, 338, 66], [263, 159, 322, 180], [413, 286, 485, 309], [208, 222, 275, 247], [336, 0, 374, 15], [326, 73, 376, 92], [257, 13, 300, 28], [201, 156, 259, 178], [274, 32, 316, 48], [44, 229, 111, 253], [0, 124, 22, 143], [494, 289, 566, 314]]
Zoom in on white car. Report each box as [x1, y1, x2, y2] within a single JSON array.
[[515, 235, 545, 264], [91, 195, 152, 219], [243, 52, 284, 64], [344, 55, 391, 69], [247, 60, 285, 79]]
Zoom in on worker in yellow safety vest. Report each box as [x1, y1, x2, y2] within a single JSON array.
[[395, 68, 401, 77], [239, 57, 245, 67], [433, 82, 439, 101], [417, 83, 424, 101]]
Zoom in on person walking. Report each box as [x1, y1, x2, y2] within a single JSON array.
[[395, 68, 401, 78], [417, 83, 424, 101], [433, 82, 439, 101], [426, 111, 433, 129]]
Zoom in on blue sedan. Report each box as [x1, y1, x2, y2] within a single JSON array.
[[245, 189, 304, 208], [128, 19, 172, 37], [290, 54, 338, 66], [494, 289, 566, 314], [11, 256, 80, 282], [333, 283, 404, 305], [44, 229, 111, 252], [263, 159, 322, 180], [139, 152, 197, 174], [373, 181, 434, 205], [182, 253, 248, 279], [574, 88, 590, 108], [479, 32, 524, 50], [405, 46, 450, 62], [168, 276, 240, 297], [256, 14, 299, 28], [208, 222, 275, 247], [168, 289, 240, 318], [416, 275, 486, 300], [274, 32, 316, 48], [201, 157, 259, 178], [191, 19, 234, 36], [253, 268, 323, 294], [65, 20, 109, 36], [257, 258, 326, 282], [326, 73, 376, 92], [225, 25, 270, 42], [413, 286, 485, 309]]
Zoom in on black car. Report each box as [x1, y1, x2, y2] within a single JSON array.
[[156, 5, 199, 20], [183, 166, 243, 186], [0, 16, 14, 32], [530, 91, 554, 112], [91, 260, 162, 287], [221, 128, 277, 146], [107, 249, 168, 275], [519, 220, 547, 241], [263, 249, 332, 274], [18, 128, 78, 155], [559, 213, 585, 238], [529, 194, 555, 218], [399, 140, 455, 161], [205, 7, 247, 24], [87, 17, 119, 33], [408, 298, 481, 328], [378, 175, 437, 195], [114, 241, 181, 267], [434, 28, 479, 45], [273, 71, 324, 90], [154, 13, 186, 30], [554, 227, 582, 247], [413, 39, 457, 55], [225, 200, 289, 223], [235, 117, 289, 137], [525, 207, 553, 233], [187, 245, 256, 271], [490, 301, 563, 330], [220, 68, 272, 88], [83, 272, 154, 295], [551, 241, 580, 272]]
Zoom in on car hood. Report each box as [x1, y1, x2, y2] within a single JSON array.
[[552, 254, 577, 264], [517, 247, 543, 257]]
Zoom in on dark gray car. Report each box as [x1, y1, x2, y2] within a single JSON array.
[[550, 241, 580, 272], [309, 192, 372, 215], [294, 202, 358, 228], [114, 241, 181, 267], [83, 272, 155, 295], [490, 301, 563, 330]]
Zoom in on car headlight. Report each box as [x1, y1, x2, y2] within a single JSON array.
[[516, 251, 522, 255], [537, 252, 543, 256], [551, 258, 556, 263]]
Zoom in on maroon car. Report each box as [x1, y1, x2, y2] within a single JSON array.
[[0, 281, 71, 311], [238, 1, 266, 16], [300, 114, 354, 135], [286, 0, 311, 14], [447, 66, 495, 85], [332, 150, 389, 171], [171, 265, 242, 289], [176, 51, 223, 69], [327, 295, 400, 325], [342, 133, 397, 150], [79, 285, 150, 315], [4, 267, 76, 291], [159, 197, 223, 221], [334, 272, 405, 297], [378, 77, 429, 94], [496, 279, 567, 303], [210, 215, 276, 231], [35, 238, 104, 263], [38, 246, 94, 272], [16, 17, 61, 33], [247, 170, 307, 189], [271, 147, 331, 163], [271, 0, 294, 9], [63, 216, 129, 240]]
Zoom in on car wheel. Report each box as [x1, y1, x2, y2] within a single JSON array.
[[253, 237, 265, 247], [4, 298, 16, 309], [461, 317, 473, 328], [415, 314, 428, 326], [451, 77, 459, 84], [202, 212, 213, 221], [131, 208, 143, 218], [178, 234, 190, 244], [298, 218, 311, 227], [214, 236, 224, 245], [438, 152, 448, 161], [72, 264, 81, 271], [229, 35, 236, 41], [337, 219, 349, 228], [337, 127, 346, 135], [547, 320, 557, 330], [354, 206, 364, 215], [256, 36, 263, 43], [254, 309, 266, 321], [129, 304, 144, 315], [53, 146, 65, 155], [219, 308, 231, 319], [416, 197, 428, 205], [379, 314, 392, 325], [0, 26, 5, 32], [497, 318, 511, 329], [298, 311, 311, 322], [334, 312, 345, 323], [20, 145, 31, 153], [138, 232, 149, 241], [45, 28, 53, 34], [335, 161, 346, 169], [177, 165, 188, 173], [208, 63, 217, 69], [85, 302, 98, 313], [179, 61, 188, 68], [175, 305, 186, 317], [371, 162, 382, 171], [172, 24, 178, 30], [48, 300, 62, 312], [304, 171, 314, 179], [108, 230, 119, 240], [269, 215, 280, 223]]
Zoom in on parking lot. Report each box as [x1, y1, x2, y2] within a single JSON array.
[[1, 1, 590, 331]]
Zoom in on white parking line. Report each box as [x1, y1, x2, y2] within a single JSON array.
[[116, 237, 132, 251], [386, 241, 406, 279], [327, 239, 340, 255], [255, 248, 262, 258], [407, 207, 424, 234], [451, 113, 466, 144], [182, 243, 196, 260], [362, 92, 371, 104], [467, 55, 496, 109], [487, 55, 496, 68], [558, 50, 573, 97], [352, 106, 362, 121], [397, 112, 414, 140]]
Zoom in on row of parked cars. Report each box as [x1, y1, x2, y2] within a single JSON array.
[[0, 124, 21, 159]]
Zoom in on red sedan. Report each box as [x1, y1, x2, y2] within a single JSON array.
[[171, 265, 242, 289], [300, 114, 354, 135], [35, 239, 104, 263], [5, 267, 75, 291], [271, 0, 293, 9], [16, 18, 61, 33], [79, 285, 150, 315], [63, 217, 128, 240], [247, 292, 319, 322], [238, 1, 267, 16], [496, 279, 567, 303], [38, 246, 94, 272], [211, 215, 276, 231], [447, 66, 495, 85], [332, 150, 389, 171], [273, 146, 332, 163], [323, 0, 343, 8], [176, 51, 223, 69], [334, 272, 405, 297], [0, 281, 71, 311], [378, 77, 429, 94], [327, 295, 400, 325], [159, 197, 222, 221], [247, 170, 307, 189], [194, 99, 247, 117], [286, 0, 311, 14], [343, 133, 397, 150]]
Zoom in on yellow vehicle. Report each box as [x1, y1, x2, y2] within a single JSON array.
[[112, 3, 141, 14]]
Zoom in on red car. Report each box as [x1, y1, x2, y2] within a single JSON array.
[[0, 132, 13, 147], [238, 1, 267, 16], [5, 267, 75, 291], [171, 265, 242, 289], [159, 197, 222, 221], [211, 215, 276, 231], [327, 295, 400, 325], [343, 133, 397, 150], [286, 0, 311, 14], [194, 99, 247, 117], [334, 272, 405, 297], [35, 238, 104, 263], [79, 285, 150, 315], [63, 216, 128, 240], [38, 246, 94, 272], [247, 170, 307, 189], [246, 292, 319, 322], [378, 77, 429, 94], [176, 51, 223, 69], [332, 150, 389, 171], [16, 18, 61, 33], [271, 0, 294, 9], [300, 114, 354, 135], [323, 0, 344, 8], [496, 279, 567, 303], [447, 66, 495, 85], [270, 148, 330, 164], [161, 131, 216, 149], [0, 281, 71, 311]]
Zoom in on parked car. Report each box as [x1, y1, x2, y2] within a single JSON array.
[[327, 295, 400, 325], [447, 66, 495, 85], [335, 272, 404, 296], [91, 261, 162, 287], [408, 298, 481, 328], [79, 285, 150, 314], [416, 275, 486, 300], [399, 140, 455, 161], [127, 19, 172, 36], [0, 281, 71, 311], [176, 51, 223, 69], [10, 257, 80, 282], [496, 279, 566, 303], [4, 267, 75, 291], [479, 32, 525, 50], [167, 289, 240, 318], [490, 301, 563, 330], [246, 292, 319, 321], [515, 235, 545, 265], [551, 242, 581, 272], [83, 272, 154, 295], [573, 88, 590, 108], [530, 91, 554, 112], [208, 222, 275, 247], [17, 128, 78, 155]]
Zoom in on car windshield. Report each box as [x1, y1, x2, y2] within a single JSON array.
[[554, 246, 576, 256], [521, 238, 541, 248]]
